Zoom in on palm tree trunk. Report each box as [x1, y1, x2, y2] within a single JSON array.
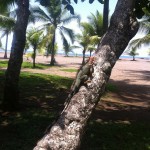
[[82, 49, 86, 65], [4, 32, 9, 59], [50, 31, 56, 65], [33, 0, 139, 149], [33, 46, 36, 68], [90, 50, 92, 57], [2, 0, 30, 110], [103, 0, 109, 34]]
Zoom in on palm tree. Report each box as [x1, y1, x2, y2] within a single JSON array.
[[103, 0, 109, 33], [26, 28, 44, 68], [0, 7, 15, 58], [128, 47, 139, 61], [76, 22, 100, 64], [40, 25, 55, 57], [31, 0, 79, 65], [129, 13, 150, 50], [87, 10, 103, 37], [63, 42, 80, 57], [2, 0, 30, 110], [87, 45, 96, 57]]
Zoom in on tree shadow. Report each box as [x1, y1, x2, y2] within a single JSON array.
[[107, 69, 150, 106], [80, 69, 150, 149], [0, 71, 73, 150]]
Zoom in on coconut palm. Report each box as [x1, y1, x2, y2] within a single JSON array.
[[128, 47, 139, 61], [31, 0, 79, 65], [129, 11, 150, 50], [76, 22, 100, 64], [0, 0, 15, 12], [103, 0, 109, 33], [63, 41, 80, 57], [40, 25, 55, 57], [87, 10, 103, 37], [0, 7, 15, 58], [26, 27, 45, 68], [75, 10, 103, 62]]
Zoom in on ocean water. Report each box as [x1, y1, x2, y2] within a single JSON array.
[[0, 50, 149, 60], [58, 52, 150, 59]]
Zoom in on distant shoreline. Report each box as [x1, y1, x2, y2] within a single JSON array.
[[0, 51, 150, 60]]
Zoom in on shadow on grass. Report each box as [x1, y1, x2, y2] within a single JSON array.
[[0, 109, 55, 150], [0, 69, 150, 150], [81, 120, 150, 150], [80, 68, 150, 150], [0, 70, 73, 150]]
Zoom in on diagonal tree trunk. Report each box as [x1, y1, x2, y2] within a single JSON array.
[[34, 0, 139, 149], [2, 0, 30, 110]]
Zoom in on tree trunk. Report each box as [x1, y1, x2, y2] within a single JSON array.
[[82, 49, 86, 65], [2, 0, 30, 110], [103, 0, 109, 34], [50, 30, 56, 66], [4, 31, 9, 59], [33, 46, 36, 68], [34, 0, 139, 149], [90, 50, 92, 57]]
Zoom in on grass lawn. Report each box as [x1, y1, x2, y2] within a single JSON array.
[[0, 60, 51, 69], [0, 70, 150, 150], [60, 68, 78, 72]]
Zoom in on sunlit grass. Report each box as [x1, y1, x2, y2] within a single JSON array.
[[60, 68, 77, 72], [0, 60, 50, 69]]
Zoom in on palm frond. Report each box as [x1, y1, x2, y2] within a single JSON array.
[[60, 26, 75, 43], [30, 5, 53, 23], [80, 22, 95, 35], [0, 0, 15, 12], [87, 45, 96, 50], [90, 35, 100, 45], [129, 34, 150, 50], [87, 10, 103, 36], [61, 14, 80, 25], [0, 14, 15, 28]]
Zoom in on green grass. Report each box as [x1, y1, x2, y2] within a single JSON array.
[[60, 68, 78, 72], [0, 70, 73, 150], [81, 121, 150, 150], [0, 70, 150, 150], [22, 62, 50, 69], [106, 83, 118, 92], [0, 60, 50, 69], [0, 60, 8, 68]]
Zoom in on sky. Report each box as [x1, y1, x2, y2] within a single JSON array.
[[1, 0, 149, 57], [72, 0, 117, 22]]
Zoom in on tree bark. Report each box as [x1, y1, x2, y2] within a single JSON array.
[[103, 0, 109, 33], [82, 49, 86, 65], [34, 0, 139, 149], [33, 45, 36, 68], [2, 0, 30, 110], [50, 30, 56, 65], [4, 31, 9, 59]]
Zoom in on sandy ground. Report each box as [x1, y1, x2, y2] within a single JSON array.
[[0, 53, 150, 120]]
